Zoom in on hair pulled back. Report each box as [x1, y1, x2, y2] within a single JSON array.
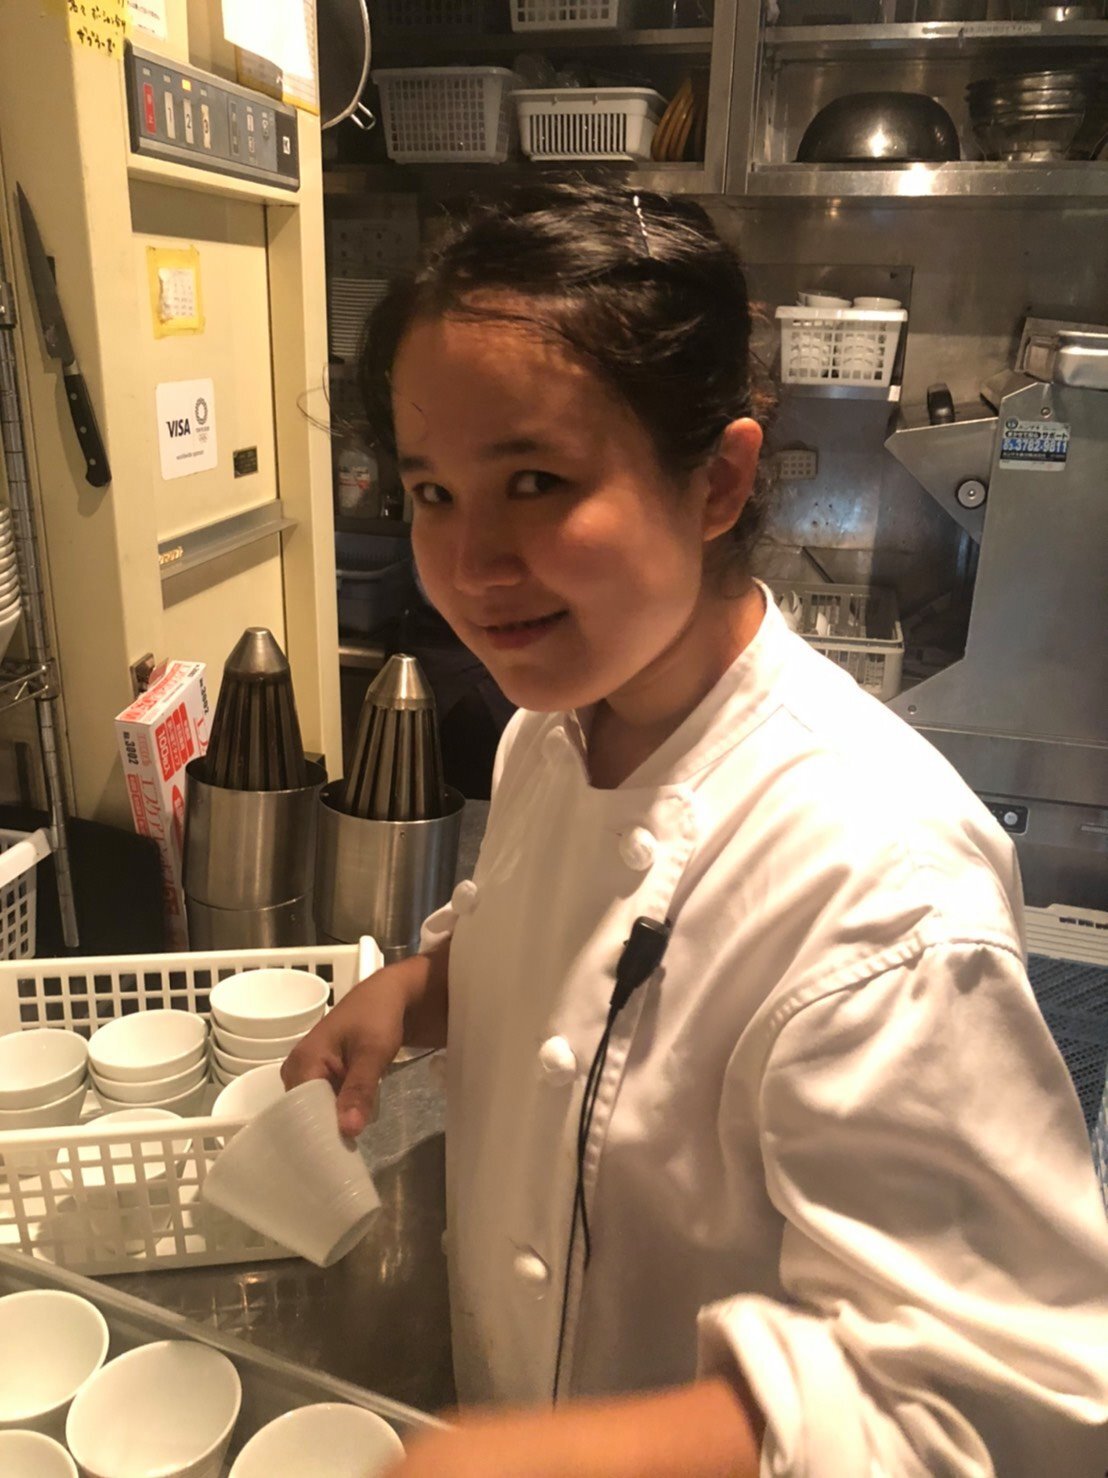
[[357, 181, 776, 564]]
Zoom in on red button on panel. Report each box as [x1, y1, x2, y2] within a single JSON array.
[[143, 82, 156, 133]]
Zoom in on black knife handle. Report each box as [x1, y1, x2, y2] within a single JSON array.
[[63, 369, 111, 487]]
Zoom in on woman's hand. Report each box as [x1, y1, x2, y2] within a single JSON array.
[[392, 1378, 763, 1478], [281, 968, 409, 1137], [282, 941, 451, 1137]]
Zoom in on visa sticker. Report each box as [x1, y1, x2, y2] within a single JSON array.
[[998, 417, 1070, 471]]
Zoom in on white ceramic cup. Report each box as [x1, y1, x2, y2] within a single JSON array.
[[0, 1027, 88, 1110], [835, 327, 880, 378], [210, 969, 329, 1039], [228, 1402, 404, 1477], [0, 1290, 110, 1438], [211, 1062, 286, 1119], [66, 1340, 242, 1478], [0, 1430, 78, 1478], [89, 1010, 207, 1083], [202, 1079, 380, 1266], [788, 327, 834, 378]]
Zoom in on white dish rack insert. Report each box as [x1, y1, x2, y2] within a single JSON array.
[[0, 943, 372, 1276]]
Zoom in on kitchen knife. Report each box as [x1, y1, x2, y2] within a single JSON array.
[[16, 184, 111, 488]]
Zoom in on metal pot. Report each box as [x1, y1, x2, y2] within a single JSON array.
[[797, 92, 961, 163]]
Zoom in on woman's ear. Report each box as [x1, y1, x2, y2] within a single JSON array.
[[702, 418, 763, 543]]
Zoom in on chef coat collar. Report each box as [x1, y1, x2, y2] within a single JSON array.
[[565, 581, 790, 791]]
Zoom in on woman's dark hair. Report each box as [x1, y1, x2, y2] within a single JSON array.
[[356, 181, 776, 567]]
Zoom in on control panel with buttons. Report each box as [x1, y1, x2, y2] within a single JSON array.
[[125, 44, 299, 191], [984, 800, 1029, 835]]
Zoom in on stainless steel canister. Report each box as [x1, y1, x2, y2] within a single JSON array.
[[184, 757, 326, 948], [315, 781, 464, 960]]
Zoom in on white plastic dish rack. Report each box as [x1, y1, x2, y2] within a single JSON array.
[[0, 825, 52, 960], [515, 87, 665, 161], [0, 939, 380, 1276], [372, 66, 517, 163], [776, 304, 908, 386], [512, 0, 632, 28], [772, 582, 905, 701]]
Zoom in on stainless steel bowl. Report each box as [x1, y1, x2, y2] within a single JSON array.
[[796, 92, 961, 164]]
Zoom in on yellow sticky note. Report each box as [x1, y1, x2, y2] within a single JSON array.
[[66, 0, 129, 59], [147, 246, 204, 338]]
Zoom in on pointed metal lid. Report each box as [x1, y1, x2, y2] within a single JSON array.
[[222, 627, 291, 683], [364, 653, 435, 711]]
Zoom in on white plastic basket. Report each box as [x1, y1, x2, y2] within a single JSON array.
[[376, 0, 499, 31], [373, 67, 517, 163], [0, 939, 381, 1275], [776, 305, 908, 386], [772, 582, 904, 700], [0, 826, 51, 961], [512, 0, 631, 28], [515, 87, 665, 160]]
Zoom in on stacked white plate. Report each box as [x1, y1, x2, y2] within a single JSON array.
[[209, 969, 329, 1086], [88, 1011, 209, 1113], [0, 510, 23, 663]]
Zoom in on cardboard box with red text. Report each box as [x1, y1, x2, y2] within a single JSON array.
[[115, 662, 210, 948]]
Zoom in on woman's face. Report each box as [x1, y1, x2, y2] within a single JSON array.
[[392, 310, 753, 715]]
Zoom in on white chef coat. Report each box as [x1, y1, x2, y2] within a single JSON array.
[[420, 588, 1108, 1477]]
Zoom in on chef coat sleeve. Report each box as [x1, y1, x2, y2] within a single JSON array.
[[697, 941, 1108, 1478], [417, 707, 530, 955]]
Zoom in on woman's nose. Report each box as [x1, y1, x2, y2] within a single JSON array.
[[452, 517, 526, 593]]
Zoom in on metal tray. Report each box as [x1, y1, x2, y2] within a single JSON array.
[[0, 1246, 442, 1470]]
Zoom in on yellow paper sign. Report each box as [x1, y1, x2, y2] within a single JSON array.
[[66, 0, 129, 58], [147, 246, 205, 338]]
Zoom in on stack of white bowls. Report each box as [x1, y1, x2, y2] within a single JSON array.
[[0, 510, 22, 663], [0, 1029, 90, 1173], [209, 969, 329, 1087], [88, 1012, 209, 1114]]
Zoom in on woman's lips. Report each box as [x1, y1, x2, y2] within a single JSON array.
[[480, 611, 568, 650]]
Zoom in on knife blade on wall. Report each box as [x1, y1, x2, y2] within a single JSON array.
[[16, 185, 112, 488]]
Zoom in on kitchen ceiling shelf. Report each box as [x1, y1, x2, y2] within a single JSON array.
[[748, 161, 1108, 201], [374, 25, 714, 57], [764, 19, 1108, 60]]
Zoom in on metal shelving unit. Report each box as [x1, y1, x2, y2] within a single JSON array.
[[0, 658, 51, 717], [374, 25, 714, 56], [747, 161, 1108, 201], [764, 18, 1108, 59]]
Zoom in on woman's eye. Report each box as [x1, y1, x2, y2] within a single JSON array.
[[410, 483, 451, 507], [512, 471, 564, 498]]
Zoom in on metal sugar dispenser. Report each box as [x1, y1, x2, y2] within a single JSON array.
[[316, 655, 464, 961], [184, 628, 326, 948]]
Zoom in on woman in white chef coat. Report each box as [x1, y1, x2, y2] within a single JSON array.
[[286, 184, 1108, 1476]]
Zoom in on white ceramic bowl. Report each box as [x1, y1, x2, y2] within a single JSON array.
[[0, 1430, 78, 1477], [94, 1076, 209, 1117], [228, 1402, 404, 1477], [90, 1054, 208, 1105], [798, 290, 851, 307], [212, 1061, 235, 1087], [0, 1077, 88, 1133], [0, 1027, 89, 1110], [66, 1340, 242, 1478], [0, 1290, 110, 1435], [0, 607, 20, 660], [211, 1062, 286, 1119], [89, 1010, 208, 1083], [60, 1108, 189, 1191], [213, 1023, 306, 1060], [212, 1041, 283, 1076], [210, 970, 329, 1040], [852, 295, 903, 309]]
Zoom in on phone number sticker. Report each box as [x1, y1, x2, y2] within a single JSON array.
[[998, 418, 1070, 471]]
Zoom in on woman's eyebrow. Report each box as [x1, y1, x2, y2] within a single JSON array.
[[398, 436, 573, 474]]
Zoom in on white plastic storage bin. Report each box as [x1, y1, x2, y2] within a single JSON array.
[[512, 0, 631, 27], [375, 0, 501, 31], [0, 827, 49, 960], [373, 67, 517, 163], [0, 941, 382, 1274], [776, 305, 908, 386], [772, 582, 904, 701], [516, 87, 665, 160]]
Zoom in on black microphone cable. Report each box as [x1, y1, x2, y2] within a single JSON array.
[[551, 916, 672, 1403]]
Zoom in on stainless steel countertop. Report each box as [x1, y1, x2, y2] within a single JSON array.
[[104, 798, 492, 1418]]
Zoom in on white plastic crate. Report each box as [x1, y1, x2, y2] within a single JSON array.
[[376, 0, 500, 31], [373, 67, 517, 163], [0, 826, 50, 961], [512, 0, 631, 27], [516, 87, 665, 160], [776, 305, 908, 386], [772, 582, 904, 700], [0, 941, 380, 1275]]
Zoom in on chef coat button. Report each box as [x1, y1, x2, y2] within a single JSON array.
[[541, 728, 565, 764], [451, 879, 479, 916], [513, 1249, 550, 1292], [538, 1034, 577, 1084], [619, 826, 656, 871]]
